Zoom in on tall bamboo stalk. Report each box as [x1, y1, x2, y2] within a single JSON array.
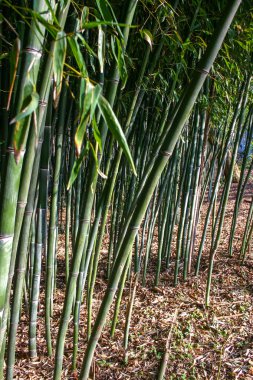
[[79, 2, 242, 378]]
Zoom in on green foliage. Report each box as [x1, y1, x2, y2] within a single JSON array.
[[98, 95, 137, 176], [53, 31, 67, 107]]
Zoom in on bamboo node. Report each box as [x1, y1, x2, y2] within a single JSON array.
[[160, 150, 172, 157], [106, 78, 120, 83], [0, 234, 13, 240], [108, 287, 117, 292], [16, 268, 26, 273], [24, 47, 42, 58], [79, 218, 90, 223], [195, 67, 210, 75], [130, 225, 139, 231], [17, 201, 27, 208], [7, 146, 26, 155], [39, 100, 48, 107]]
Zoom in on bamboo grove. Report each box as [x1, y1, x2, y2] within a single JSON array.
[[0, 0, 252, 379]]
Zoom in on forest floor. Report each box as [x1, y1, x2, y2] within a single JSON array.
[[13, 184, 253, 380]]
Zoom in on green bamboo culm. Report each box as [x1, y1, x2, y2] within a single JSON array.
[[205, 75, 251, 306], [0, 0, 50, 352], [53, 2, 139, 379], [0, 1, 252, 379], [79, 1, 242, 378], [29, 96, 52, 358], [46, 84, 68, 355]]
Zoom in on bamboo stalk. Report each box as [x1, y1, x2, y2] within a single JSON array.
[[79, 2, 242, 377]]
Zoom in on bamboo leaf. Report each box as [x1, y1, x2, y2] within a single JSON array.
[[0, 53, 8, 60], [11, 91, 39, 162], [98, 26, 105, 73], [111, 35, 117, 61], [79, 78, 86, 109], [81, 6, 89, 29], [95, 0, 123, 39], [31, 10, 59, 38], [140, 29, 153, 50], [80, 21, 135, 29], [98, 95, 137, 176], [111, 36, 128, 88], [174, 29, 183, 45], [90, 85, 102, 118], [95, 0, 112, 23], [10, 91, 39, 125], [92, 116, 102, 153], [53, 31, 67, 107], [44, 0, 59, 26], [67, 36, 88, 77], [60, 0, 69, 7], [116, 38, 128, 89], [75, 83, 93, 156], [97, 167, 108, 179], [235, 39, 248, 51], [75, 81, 101, 156], [67, 142, 89, 190], [76, 33, 97, 58], [89, 141, 108, 179], [7, 37, 21, 110]]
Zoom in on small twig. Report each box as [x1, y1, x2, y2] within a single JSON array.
[[157, 308, 179, 380], [217, 334, 233, 380], [216, 313, 244, 320]]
